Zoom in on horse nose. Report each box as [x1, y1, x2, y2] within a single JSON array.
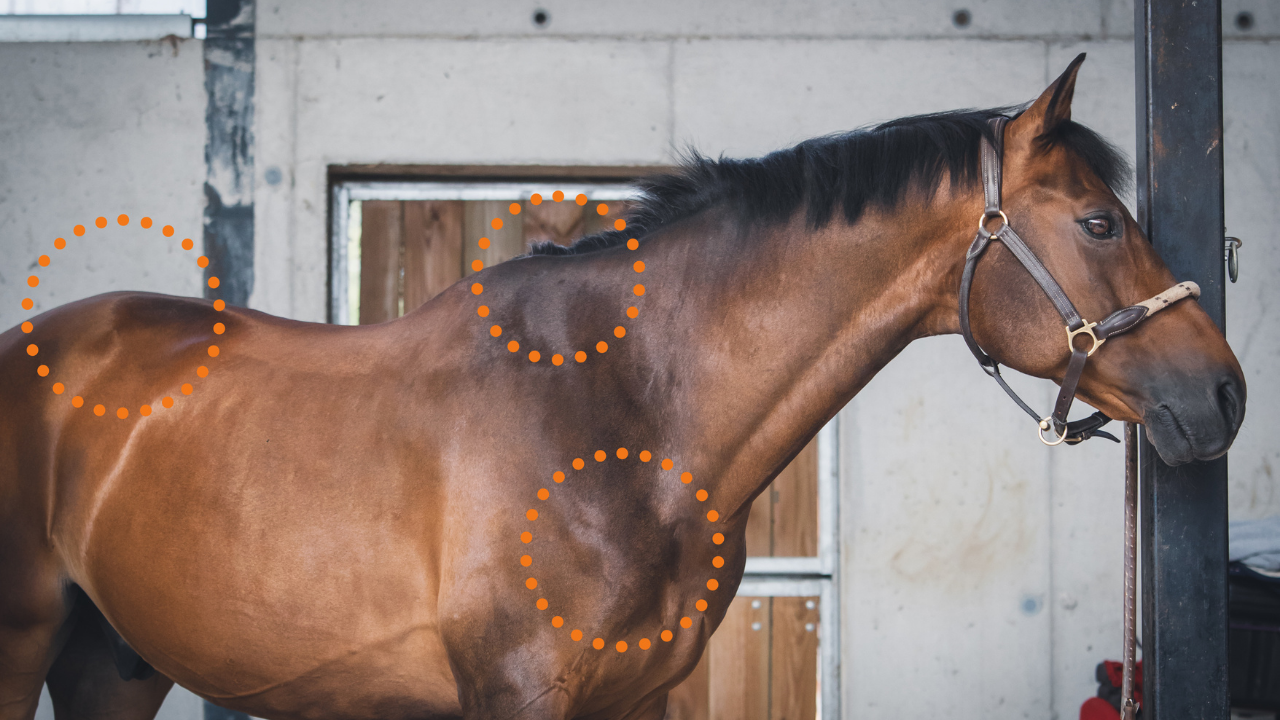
[[1217, 375, 1245, 435]]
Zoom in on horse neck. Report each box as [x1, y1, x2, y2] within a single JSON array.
[[642, 193, 970, 521]]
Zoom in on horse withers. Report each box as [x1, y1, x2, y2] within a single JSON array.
[[0, 54, 1243, 720]]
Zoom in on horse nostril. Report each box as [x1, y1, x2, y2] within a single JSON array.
[[1217, 378, 1245, 433]]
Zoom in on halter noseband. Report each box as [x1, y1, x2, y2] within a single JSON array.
[[959, 116, 1200, 446]]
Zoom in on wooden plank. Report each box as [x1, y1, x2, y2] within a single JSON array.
[[402, 200, 463, 311], [522, 199, 585, 247], [665, 648, 710, 720], [770, 597, 819, 720], [771, 438, 819, 557], [708, 596, 770, 720], [359, 200, 402, 324], [463, 200, 525, 276], [745, 483, 773, 558]]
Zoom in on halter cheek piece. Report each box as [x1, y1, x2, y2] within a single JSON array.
[[959, 116, 1201, 446]]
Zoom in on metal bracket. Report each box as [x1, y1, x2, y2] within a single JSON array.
[[1225, 237, 1242, 283]]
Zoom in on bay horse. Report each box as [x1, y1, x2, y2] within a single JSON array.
[[0, 55, 1244, 720]]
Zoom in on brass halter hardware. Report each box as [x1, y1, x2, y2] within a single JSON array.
[[1066, 321, 1105, 357]]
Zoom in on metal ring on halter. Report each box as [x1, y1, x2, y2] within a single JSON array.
[[977, 209, 1009, 238], [1067, 321, 1105, 356], [1038, 417, 1068, 446]]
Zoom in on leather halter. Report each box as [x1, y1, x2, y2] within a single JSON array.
[[959, 116, 1201, 446]]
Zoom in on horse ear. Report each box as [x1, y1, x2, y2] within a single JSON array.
[[1009, 53, 1086, 145]]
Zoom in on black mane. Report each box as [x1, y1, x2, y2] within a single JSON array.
[[528, 106, 1130, 256]]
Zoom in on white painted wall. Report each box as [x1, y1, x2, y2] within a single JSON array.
[[2, 1, 1276, 719]]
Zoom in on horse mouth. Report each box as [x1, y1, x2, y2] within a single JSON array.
[[1143, 403, 1228, 466]]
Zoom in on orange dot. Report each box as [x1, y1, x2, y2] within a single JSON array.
[[213, 322, 225, 335], [614, 326, 626, 339], [662, 459, 674, 470], [207, 345, 219, 357], [553, 616, 565, 628], [626, 306, 639, 319], [27, 276, 38, 288], [52, 383, 64, 395], [476, 305, 489, 318], [162, 225, 174, 237], [633, 284, 645, 296], [36, 365, 49, 377], [551, 354, 564, 366], [526, 577, 538, 590], [140, 217, 152, 229], [627, 238, 639, 250], [197, 365, 209, 378], [208, 277, 220, 289], [696, 489, 708, 502], [575, 194, 588, 206], [639, 638, 651, 649], [182, 238, 194, 250], [639, 451, 651, 462], [162, 397, 173, 408], [521, 555, 533, 567], [181, 383, 193, 395], [707, 510, 719, 522], [140, 405, 151, 416], [594, 450, 606, 462], [521, 531, 533, 543], [529, 351, 541, 363], [530, 193, 543, 205], [713, 533, 725, 545], [197, 256, 209, 268], [596, 203, 609, 216], [707, 579, 720, 591], [508, 203, 522, 215], [592, 638, 604, 650], [574, 351, 587, 363], [633, 260, 645, 273], [71, 396, 83, 408], [117, 214, 129, 226], [93, 404, 105, 416], [507, 340, 519, 352], [614, 219, 627, 231], [472, 260, 484, 272], [25, 344, 37, 356], [596, 341, 608, 353], [661, 630, 673, 642], [73, 225, 85, 236], [471, 283, 483, 295], [617, 448, 629, 460], [571, 629, 583, 641], [681, 617, 692, 629], [20, 321, 32, 333], [537, 488, 550, 500], [478, 237, 490, 250], [553, 471, 565, 483], [95, 216, 107, 229], [536, 597, 547, 609], [526, 508, 538, 521], [116, 407, 128, 420], [553, 191, 565, 202], [21, 298, 33, 310], [38, 255, 50, 267], [213, 299, 226, 311], [54, 238, 65, 250], [490, 325, 502, 337], [616, 641, 628, 653], [491, 218, 503, 230], [573, 458, 585, 470], [713, 556, 724, 568], [696, 599, 708, 612]]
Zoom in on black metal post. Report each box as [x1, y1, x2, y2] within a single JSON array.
[[1135, 1, 1229, 718]]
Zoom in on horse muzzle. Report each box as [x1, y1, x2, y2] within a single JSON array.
[[1141, 370, 1245, 465]]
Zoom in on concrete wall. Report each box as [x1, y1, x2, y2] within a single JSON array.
[[2, 1, 1277, 719]]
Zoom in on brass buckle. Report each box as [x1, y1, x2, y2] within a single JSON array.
[[1067, 321, 1104, 356], [1039, 417, 1068, 446], [977, 209, 1009, 238]]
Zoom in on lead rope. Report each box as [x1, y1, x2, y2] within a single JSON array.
[[1122, 422, 1139, 720]]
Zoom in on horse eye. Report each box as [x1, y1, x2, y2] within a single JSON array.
[[1082, 217, 1114, 237]]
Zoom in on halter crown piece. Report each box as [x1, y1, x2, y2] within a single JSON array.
[[959, 116, 1201, 446]]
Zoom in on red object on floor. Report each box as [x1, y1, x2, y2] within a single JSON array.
[[1081, 696, 1120, 720]]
